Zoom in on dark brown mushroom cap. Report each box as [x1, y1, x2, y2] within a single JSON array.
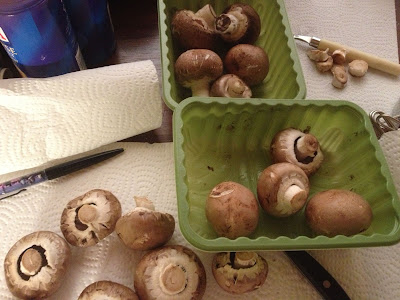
[[4, 231, 70, 300], [60, 189, 122, 247], [134, 245, 206, 300], [210, 74, 252, 98], [78, 280, 139, 300]]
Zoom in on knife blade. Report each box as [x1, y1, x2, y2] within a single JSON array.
[[285, 250, 351, 300], [293, 34, 400, 76]]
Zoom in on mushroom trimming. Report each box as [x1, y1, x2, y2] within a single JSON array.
[[60, 189, 122, 247], [205, 181, 259, 239], [78, 280, 139, 300], [348, 59, 368, 77], [270, 128, 324, 176], [174, 49, 223, 97], [134, 245, 206, 300], [212, 252, 268, 294], [257, 163, 310, 217], [331, 64, 348, 88], [115, 196, 175, 250], [210, 74, 252, 98], [4, 231, 70, 300]]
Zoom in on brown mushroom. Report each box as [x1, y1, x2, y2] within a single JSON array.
[[60, 189, 122, 247], [270, 128, 324, 176], [205, 181, 259, 239], [78, 280, 139, 300], [305, 189, 373, 237], [171, 4, 218, 50], [210, 74, 252, 98], [215, 3, 261, 45], [257, 163, 310, 217], [224, 44, 269, 86], [212, 252, 268, 294], [175, 49, 223, 96], [4, 231, 70, 299], [115, 196, 175, 251], [134, 245, 206, 300]]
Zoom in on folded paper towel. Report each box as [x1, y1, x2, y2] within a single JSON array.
[[0, 60, 162, 175]]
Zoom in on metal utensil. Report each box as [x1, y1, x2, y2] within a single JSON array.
[[294, 35, 400, 76], [369, 110, 400, 139]]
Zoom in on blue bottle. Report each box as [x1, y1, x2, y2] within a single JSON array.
[[0, 0, 86, 78]]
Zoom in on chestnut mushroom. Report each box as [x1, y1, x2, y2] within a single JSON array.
[[115, 196, 175, 251], [205, 181, 259, 239], [134, 245, 206, 300], [171, 4, 218, 50], [257, 163, 310, 217], [212, 252, 268, 294], [175, 49, 223, 97], [4, 231, 70, 300], [224, 44, 269, 86], [215, 3, 261, 45], [270, 128, 324, 176], [60, 189, 122, 247], [78, 280, 139, 300], [210, 74, 252, 98]]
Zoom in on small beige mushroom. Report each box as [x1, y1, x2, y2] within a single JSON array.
[[60, 189, 122, 247], [4, 231, 70, 299], [332, 49, 347, 65], [316, 56, 333, 72], [212, 252, 268, 294], [134, 245, 206, 300], [78, 281, 139, 300], [331, 64, 348, 88], [115, 196, 175, 251], [348, 59, 368, 77], [257, 163, 310, 217], [210, 74, 252, 98], [307, 48, 330, 62]]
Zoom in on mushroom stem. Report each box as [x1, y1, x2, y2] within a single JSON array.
[[216, 12, 246, 42], [233, 252, 258, 269], [78, 204, 98, 224], [295, 134, 319, 161], [195, 4, 216, 29], [191, 80, 211, 97], [227, 79, 246, 97], [20, 248, 42, 276], [160, 264, 187, 295], [283, 185, 307, 210]]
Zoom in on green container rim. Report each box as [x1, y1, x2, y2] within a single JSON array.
[[173, 98, 400, 251], [157, 0, 307, 111]]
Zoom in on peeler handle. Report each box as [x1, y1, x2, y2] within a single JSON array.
[[318, 39, 400, 76]]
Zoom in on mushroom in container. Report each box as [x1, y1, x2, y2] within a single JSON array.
[[115, 196, 175, 250], [257, 163, 310, 217], [78, 280, 139, 300], [210, 74, 252, 98], [60, 189, 122, 247], [134, 245, 206, 300], [270, 128, 324, 176], [212, 252, 268, 294], [205, 181, 259, 239], [4, 231, 70, 300]]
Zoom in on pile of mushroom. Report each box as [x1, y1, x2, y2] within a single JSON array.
[[78, 280, 139, 300], [172, 3, 269, 99]]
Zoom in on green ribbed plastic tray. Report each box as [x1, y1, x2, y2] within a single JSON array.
[[173, 98, 400, 251], [158, 0, 306, 110]]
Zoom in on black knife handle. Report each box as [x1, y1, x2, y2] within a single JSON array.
[[285, 251, 351, 300]]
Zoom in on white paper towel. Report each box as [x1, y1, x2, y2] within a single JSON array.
[[0, 60, 162, 175]]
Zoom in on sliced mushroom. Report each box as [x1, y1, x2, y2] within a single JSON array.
[[307, 48, 330, 62], [210, 74, 252, 98], [348, 59, 368, 77], [78, 280, 139, 300], [215, 3, 261, 45], [134, 245, 206, 300], [4, 231, 70, 299], [270, 128, 324, 176], [212, 252, 268, 294], [206, 181, 259, 239], [331, 49, 347, 65], [257, 163, 310, 217], [115, 196, 175, 251], [224, 44, 269, 86], [331, 64, 348, 89], [171, 4, 218, 50], [60, 189, 122, 247], [174, 49, 223, 97]]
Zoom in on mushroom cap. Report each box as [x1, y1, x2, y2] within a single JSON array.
[[224, 44, 269, 86], [212, 252, 268, 294], [305, 189, 373, 237], [257, 163, 310, 217], [210, 74, 252, 98], [115, 201, 175, 251], [205, 181, 259, 239], [4, 231, 71, 299], [134, 245, 206, 300], [270, 128, 324, 176], [60, 189, 122, 247], [78, 280, 139, 300]]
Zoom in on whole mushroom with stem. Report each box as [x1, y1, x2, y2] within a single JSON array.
[[78, 280, 139, 300], [257, 163, 310, 217], [134, 245, 206, 300], [210, 74, 252, 98], [4, 231, 70, 300], [270, 128, 324, 176]]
